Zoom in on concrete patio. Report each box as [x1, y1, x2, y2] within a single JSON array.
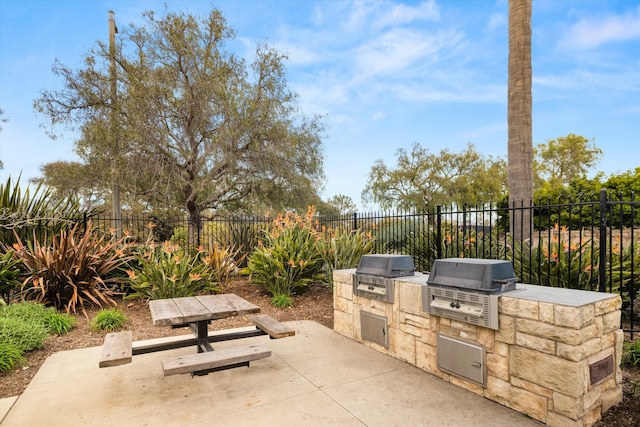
[[0, 321, 542, 426]]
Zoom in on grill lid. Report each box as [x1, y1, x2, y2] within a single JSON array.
[[356, 254, 415, 278], [427, 258, 516, 293]]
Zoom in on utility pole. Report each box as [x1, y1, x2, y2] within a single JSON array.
[[109, 10, 122, 238]]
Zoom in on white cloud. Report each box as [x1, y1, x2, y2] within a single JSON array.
[[560, 7, 640, 49]]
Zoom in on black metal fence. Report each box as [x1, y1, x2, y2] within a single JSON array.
[[86, 189, 638, 336]]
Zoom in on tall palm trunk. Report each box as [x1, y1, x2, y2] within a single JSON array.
[[507, 0, 533, 243]]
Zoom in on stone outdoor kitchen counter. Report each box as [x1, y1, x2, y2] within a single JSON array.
[[333, 269, 623, 427]]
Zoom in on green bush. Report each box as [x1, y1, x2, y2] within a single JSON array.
[[125, 244, 218, 300], [43, 312, 76, 335], [90, 308, 129, 332], [0, 317, 49, 353], [0, 342, 26, 372], [0, 250, 22, 303], [247, 209, 324, 306], [320, 228, 374, 289], [622, 339, 640, 367]]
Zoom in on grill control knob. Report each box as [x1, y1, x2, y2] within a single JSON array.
[[455, 302, 460, 308], [368, 285, 375, 291], [450, 302, 456, 308]]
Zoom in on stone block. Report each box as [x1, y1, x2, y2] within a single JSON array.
[[486, 352, 509, 381], [555, 304, 595, 329], [334, 295, 352, 315], [333, 269, 354, 286], [485, 376, 547, 423], [403, 312, 430, 329], [510, 346, 587, 397], [539, 302, 555, 323], [552, 391, 583, 420], [399, 322, 422, 338], [511, 376, 554, 399], [333, 310, 354, 339], [594, 295, 621, 315], [602, 310, 621, 334], [500, 297, 539, 319], [601, 384, 623, 412], [516, 318, 598, 346], [545, 411, 583, 427], [389, 327, 416, 364], [494, 341, 509, 357], [476, 326, 495, 350], [556, 337, 602, 362], [516, 331, 556, 355], [334, 280, 352, 300], [495, 314, 515, 344], [398, 281, 424, 315], [416, 340, 437, 374], [449, 374, 484, 396], [614, 330, 624, 367]]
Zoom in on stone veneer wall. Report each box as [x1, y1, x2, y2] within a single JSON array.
[[333, 269, 623, 427]]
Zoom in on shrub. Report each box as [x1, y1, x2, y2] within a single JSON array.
[[215, 223, 260, 268], [43, 312, 76, 335], [0, 342, 26, 372], [622, 339, 640, 367], [0, 317, 49, 353], [11, 223, 132, 316], [0, 250, 22, 303], [510, 227, 598, 290], [125, 244, 218, 300], [320, 228, 374, 289], [246, 208, 324, 305], [90, 308, 129, 332], [203, 243, 242, 292]]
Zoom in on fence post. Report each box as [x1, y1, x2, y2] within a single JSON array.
[[436, 205, 442, 259], [598, 189, 608, 292], [352, 212, 358, 231]]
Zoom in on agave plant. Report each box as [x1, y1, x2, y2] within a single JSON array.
[[0, 175, 87, 247], [10, 223, 131, 316]]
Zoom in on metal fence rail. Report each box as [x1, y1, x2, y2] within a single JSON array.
[[85, 189, 638, 336]]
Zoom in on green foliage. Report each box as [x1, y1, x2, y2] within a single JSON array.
[[320, 228, 374, 289], [270, 294, 294, 308], [215, 223, 260, 268], [622, 339, 640, 367], [43, 312, 76, 335], [362, 142, 507, 210], [202, 243, 243, 292], [247, 208, 324, 305], [0, 342, 26, 372], [0, 175, 86, 248], [90, 308, 129, 332], [0, 316, 49, 353], [125, 244, 219, 300], [0, 301, 76, 371], [11, 223, 131, 316], [0, 250, 22, 303], [510, 228, 599, 290]]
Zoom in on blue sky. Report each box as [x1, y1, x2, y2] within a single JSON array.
[[1, 0, 639, 210]]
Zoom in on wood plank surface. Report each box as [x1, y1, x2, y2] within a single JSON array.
[[149, 299, 185, 326], [99, 331, 132, 368], [195, 294, 236, 319], [250, 314, 295, 339], [162, 344, 271, 376], [172, 296, 210, 323], [218, 293, 260, 315]]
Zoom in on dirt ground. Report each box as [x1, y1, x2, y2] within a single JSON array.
[[1, 278, 638, 426]]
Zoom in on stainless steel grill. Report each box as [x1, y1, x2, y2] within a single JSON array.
[[353, 254, 415, 304], [422, 258, 517, 330]]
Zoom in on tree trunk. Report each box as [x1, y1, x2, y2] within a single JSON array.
[[507, 0, 533, 243]]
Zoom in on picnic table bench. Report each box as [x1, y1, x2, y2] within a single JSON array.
[[98, 294, 294, 376]]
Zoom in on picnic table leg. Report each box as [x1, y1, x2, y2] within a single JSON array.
[[190, 321, 213, 353]]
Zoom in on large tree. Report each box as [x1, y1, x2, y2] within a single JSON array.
[[507, 0, 534, 242], [362, 142, 507, 210], [34, 9, 325, 239]]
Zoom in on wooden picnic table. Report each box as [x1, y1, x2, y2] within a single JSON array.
[[100, 293, 294, 376]]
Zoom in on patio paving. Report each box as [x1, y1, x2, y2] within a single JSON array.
[[0, 321, 542, 426]]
